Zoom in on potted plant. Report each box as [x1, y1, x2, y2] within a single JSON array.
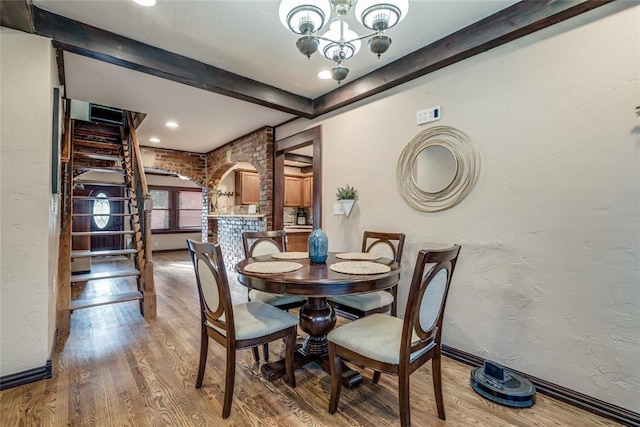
[[336, 183, 358, 218]]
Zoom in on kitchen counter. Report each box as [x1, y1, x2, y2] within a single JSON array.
[[208, 214, 266, 218], [284, 225, 313, 234]]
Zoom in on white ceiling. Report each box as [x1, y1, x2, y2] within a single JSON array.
[[34, 0, 519, 153]]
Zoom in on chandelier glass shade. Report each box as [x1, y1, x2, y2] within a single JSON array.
[[279, 0, 409, 83]]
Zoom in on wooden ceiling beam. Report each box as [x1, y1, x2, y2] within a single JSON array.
[[312, 0, 616, 116], [32, 7, 314, 118], [3, 1, 617, 120], [0, 0, 33, 34]]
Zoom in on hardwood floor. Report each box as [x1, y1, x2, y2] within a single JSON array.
[[1, 250, 621, 426]]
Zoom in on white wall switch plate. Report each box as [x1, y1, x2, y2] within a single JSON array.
[[333, 203, 344, 215], [417, 106, 441, 125]]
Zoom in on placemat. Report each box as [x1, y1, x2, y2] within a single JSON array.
[[329, 261, 391, 275], [335, 252, 381, 260], [271, 252, 309, 260], [244, 261, 303, 274]]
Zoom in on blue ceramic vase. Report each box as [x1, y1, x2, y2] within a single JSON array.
[[308, 228, 328, 263]]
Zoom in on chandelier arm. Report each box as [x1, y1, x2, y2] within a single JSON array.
[[343, 31, 379, 44], [316, 31, 377, 45]]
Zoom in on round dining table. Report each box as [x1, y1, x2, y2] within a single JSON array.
[[236, 252, 400, 387]]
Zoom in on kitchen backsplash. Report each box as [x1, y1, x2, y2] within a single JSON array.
[[284, 207, 312, 225]]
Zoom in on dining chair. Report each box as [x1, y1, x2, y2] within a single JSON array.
[[242, 230, 306, 362], [186, 239, 298, 419], [329, 231, 405, 319], [327, 245, 461, 427]]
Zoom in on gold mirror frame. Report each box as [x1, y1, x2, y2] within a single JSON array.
[[397, 126, 480, 212]]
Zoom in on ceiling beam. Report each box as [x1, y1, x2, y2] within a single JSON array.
[[32, 7, 314, 118], [6, 1, 616, 121], [0, 0, 33, 34], [312, 0, 616, 116]]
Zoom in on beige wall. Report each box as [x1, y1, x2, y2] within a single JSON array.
[[1, 29, 59, 376], [277, 4, 640, 411]]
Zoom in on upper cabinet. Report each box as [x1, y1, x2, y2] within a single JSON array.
[[301, 176, 313, 207], [235, 170, 260, 205], [284, 176, 301, 207]]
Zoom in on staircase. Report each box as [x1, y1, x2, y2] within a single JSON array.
[[57, 112, 155, 336]]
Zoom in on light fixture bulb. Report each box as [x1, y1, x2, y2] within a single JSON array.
[[355, 0, 408, 31], [131, 0, 156, 7], [279, 0, 332, 34], [149, 137, 160, 143], [318, 20, 361, 62], [165, 121, 179, 128], [317, 70, 333, 79]]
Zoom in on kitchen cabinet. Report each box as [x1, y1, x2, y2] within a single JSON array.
[[284, 176, 301, 207], [235, 171, 259, 205], [301, 176, 313, 207]]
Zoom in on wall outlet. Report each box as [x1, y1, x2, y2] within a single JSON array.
[[333, 203, 344, 215], [417, 106, 441, 125]]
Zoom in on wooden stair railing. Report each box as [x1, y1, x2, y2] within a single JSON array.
[[56, 112, 156, 340]]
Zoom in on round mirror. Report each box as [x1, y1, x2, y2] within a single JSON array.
[[413, 145, 458, 193], [397, 126, 480, 212]]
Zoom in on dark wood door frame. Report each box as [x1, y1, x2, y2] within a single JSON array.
[[274, 126, 322, 231]]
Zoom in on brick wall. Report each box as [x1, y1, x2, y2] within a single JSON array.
[[139, 127, 274, 241], [207, 127, 274, 230], [140, 147, 207, 186]]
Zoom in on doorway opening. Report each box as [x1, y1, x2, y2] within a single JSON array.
[[273, 126, 322, 230]]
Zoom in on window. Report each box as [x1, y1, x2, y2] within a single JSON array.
[[93, 192, 111, 229], [150, 186, 202, 233]]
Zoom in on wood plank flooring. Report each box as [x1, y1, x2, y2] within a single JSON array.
[[1, 250, 621, 426]]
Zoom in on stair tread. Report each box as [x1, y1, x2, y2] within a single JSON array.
[[73, 180, 125, 186], [73, 139, 121, 150], [73, 152, 123, 162], [72, 166, 124, 173], [72, 213, 133, 217], [72, 230, 135, 236], [70, 291, 143, 310], [70, 269, 140, 282], [73, 196, 130, 201], [71, 249, 137, 258]]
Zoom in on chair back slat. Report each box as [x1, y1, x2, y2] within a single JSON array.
[[243, 230, 287, 258], [187, 239, 234, 333], [401, 246, 461, 359], [362, 231, 405, 263]]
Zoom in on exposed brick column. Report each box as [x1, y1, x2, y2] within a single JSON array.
[[206, 127, 274, 230]]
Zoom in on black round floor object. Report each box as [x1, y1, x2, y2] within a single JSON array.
[[470, 361, 536, 408]]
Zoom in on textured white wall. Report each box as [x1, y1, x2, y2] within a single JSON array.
[[278, 4, 640, 411], [1, 29, 57, 376]]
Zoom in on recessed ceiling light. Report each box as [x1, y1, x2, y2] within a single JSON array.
[[149, 137, 160, 143], [131, 0, 156, 6], [165, 121, 179, 128], [317, 70, 332, 80]]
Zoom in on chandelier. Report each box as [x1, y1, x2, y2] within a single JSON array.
[[279, 0, 409, 83]]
